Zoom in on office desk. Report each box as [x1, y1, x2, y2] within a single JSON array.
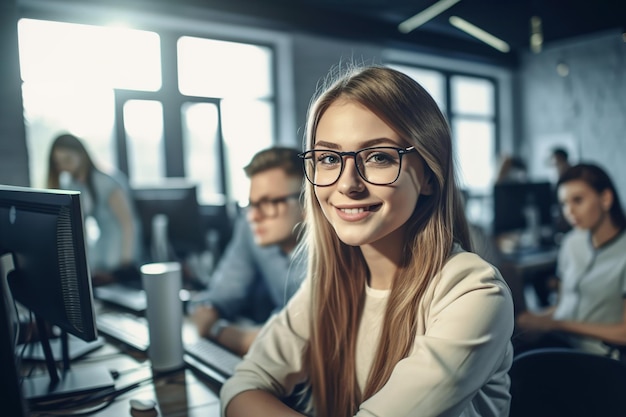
[[24, 307, 223, 416], [499, 247, 559, 313]]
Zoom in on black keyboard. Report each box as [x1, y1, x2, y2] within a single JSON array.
[[95, 312, 242, 383]]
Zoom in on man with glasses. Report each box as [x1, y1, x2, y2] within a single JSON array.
[[189, 147, 306, 356]]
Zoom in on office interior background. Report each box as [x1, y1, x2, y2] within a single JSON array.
[[1, 0, 626, 239]]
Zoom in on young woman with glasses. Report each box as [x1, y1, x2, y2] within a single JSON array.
[[221, 65, 514, 417]]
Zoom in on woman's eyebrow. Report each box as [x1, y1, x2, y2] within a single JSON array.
[[313, 137, 400, 150], [312, 140, 340, 150]]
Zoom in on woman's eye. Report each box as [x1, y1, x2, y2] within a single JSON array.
[[367, 152, 394, 164], [318, 153, 339, 165]]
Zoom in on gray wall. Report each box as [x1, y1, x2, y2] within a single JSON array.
[[519, 30, 626, 199], [291, 34, 384, 144], [0, 0, 29, 186]]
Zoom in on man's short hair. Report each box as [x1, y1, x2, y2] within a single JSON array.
[[552, 147, 569, 161], [244, 147, 304, 179]]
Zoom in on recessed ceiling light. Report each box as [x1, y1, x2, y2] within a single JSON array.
[[530, 16, 543, 54], [556, 62, 570, 77]]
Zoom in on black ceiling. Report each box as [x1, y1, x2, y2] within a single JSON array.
[[169, 0, 626, 66]]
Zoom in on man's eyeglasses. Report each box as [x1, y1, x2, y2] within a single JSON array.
[[298, 146, 416, 187], [247, 192, 301, 218]]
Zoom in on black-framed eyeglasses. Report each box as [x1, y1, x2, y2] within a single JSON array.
[[298, 146, 417, 186], [246, 192, 301, 218]]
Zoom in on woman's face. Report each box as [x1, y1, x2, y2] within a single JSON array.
[[53, 148, 83, 177], [558, 179, 612, 230], [312, 99, 431, 249]]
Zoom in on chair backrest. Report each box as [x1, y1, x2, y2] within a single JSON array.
[[509, 348, 626, 417]]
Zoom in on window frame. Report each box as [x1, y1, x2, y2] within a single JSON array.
[[386, 61, 501, 193], [17, 9, 282, 202]]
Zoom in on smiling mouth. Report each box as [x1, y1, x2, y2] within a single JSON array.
[[338, 204, 382, 214]]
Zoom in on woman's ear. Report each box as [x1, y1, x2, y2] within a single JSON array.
[[600, 189, 613, 212], [420, 171, 434, 196]]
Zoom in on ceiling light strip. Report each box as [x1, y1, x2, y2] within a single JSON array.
[[448, 16, 510, 53], [398, 0, 462, 34]]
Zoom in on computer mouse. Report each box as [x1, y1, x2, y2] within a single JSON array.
[[129, 398, 157, 411]]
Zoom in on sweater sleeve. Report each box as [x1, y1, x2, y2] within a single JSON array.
[[356, 253, 514, 417], [220, 277, 312, 414]]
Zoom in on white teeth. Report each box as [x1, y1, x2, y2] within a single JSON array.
[[340, 207, 365, 214]]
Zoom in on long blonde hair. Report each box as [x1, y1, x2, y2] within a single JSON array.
[[301, 65, 471, 416]]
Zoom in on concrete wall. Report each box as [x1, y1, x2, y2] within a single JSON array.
[[291, 34, 384, 143], [519, 30, 626, 199]]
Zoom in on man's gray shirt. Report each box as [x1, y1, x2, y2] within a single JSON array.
[[189, 214, 306, 323]]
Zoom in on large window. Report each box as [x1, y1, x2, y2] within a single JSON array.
[[18, 18, 161, 189], [18, 18, 276, 204], [450, 75, 496, 196], [389, 64, 497, 197], [176, 37, 274, 203], [387, 64, 499, 227]]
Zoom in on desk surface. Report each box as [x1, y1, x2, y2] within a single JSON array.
[[501, 246, 559, 270], [24, 305, 223, 417]]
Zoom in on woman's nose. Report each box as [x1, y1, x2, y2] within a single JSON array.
[[336, 157, 365, 194]]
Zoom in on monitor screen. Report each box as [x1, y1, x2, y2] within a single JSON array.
[[493, 181, 555, 236], [0, 185, 97, 342], [132, 179, 205, 260], [0, 185, 114, 402]]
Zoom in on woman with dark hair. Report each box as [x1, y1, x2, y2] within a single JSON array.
[[516, 163, 626, 355], [221, 65, 514, 416], [47, 133, 142, 285]]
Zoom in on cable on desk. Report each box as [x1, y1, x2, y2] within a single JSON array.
[[27, 372, 154, 415]]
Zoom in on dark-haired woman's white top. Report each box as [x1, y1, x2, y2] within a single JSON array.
[[552, 228, 626, 354]]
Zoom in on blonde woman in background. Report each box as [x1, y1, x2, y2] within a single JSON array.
[[47, 133, 142, 285]]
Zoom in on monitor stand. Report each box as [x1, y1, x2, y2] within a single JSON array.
[[21, 363, 115, 401], [1, 254, 115, 403], [19, 333, 105, 362], [21, 317, 116, 402]]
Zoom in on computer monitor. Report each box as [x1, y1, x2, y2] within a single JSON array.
[[0, 184, 114, 402], [132, 179, 206, 261], [0, 268, 28, 417], [492, 181, 555, 236]]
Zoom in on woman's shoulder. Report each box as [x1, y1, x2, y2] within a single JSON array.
[[559, 228, 589, 251], [92, 168, 122, 185], [92, 169, 130, 193], [444, 249, 499, 278], [434, 248, 509, 298]]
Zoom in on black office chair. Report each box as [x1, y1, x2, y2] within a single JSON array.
[[509, 348, 626, 417]]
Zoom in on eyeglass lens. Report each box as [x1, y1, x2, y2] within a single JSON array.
[[303, 147, 406, 186], [248, 193, 299, 217]]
